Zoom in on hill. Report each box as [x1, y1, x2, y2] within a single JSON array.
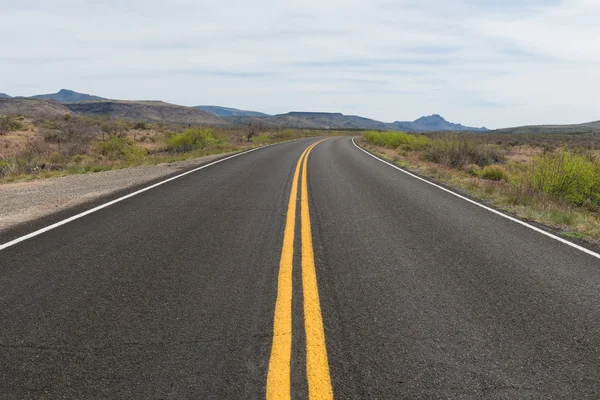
[[64, 100, 228, 125], [273, 112, 388, 130], [31, 89, 106, 103], [1, 90, 488, 131], [391, 114, 487, 132], [195, 105, 269, 117], [0, 93, 11, 99], [492, 121, 600, 135], [223, 112, 387, 130], [0, 98, 73, 119], [223, 112, 486, 131]]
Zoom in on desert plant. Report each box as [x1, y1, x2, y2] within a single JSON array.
[[41, 118, 99, 157], [101, 119, 131, 139], [93, 136, 146, 162], [364, 131, 430, 151], [0, 115, 26, 135], [480, 166, 509, 181], [246, 122, 264, 142], [530, 148, 600, 206], [252, 133, 271, 143], [424, 136, 504, 168], [167, 127, 218, 152], [134, 121, 148, 130], [0, 115, 12, 135]]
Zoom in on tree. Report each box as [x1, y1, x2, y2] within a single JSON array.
[[246, 122, 263, 142]]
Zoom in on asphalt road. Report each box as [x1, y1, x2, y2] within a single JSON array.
[[1, 137, 600, 399]]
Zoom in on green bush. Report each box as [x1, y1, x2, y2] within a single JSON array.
[[11, 120, 26, 131], [0, 159, 9, 176], [465, 164, 482, 176], [364, 131, 430, 151], [480, 166, 508, 181], [531, 148, 600, 205], [424, 136, 504, 168], [167, 127, 218, 152], [93, 136, 147, 162], [252, 133, 271, 143]]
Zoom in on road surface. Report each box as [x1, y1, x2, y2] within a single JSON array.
[[1, 137, 599, 399]]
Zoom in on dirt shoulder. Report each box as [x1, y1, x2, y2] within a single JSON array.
[[0, 152, 235, 233]]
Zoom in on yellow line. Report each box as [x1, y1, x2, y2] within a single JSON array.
[[267, 139, 331, 400], [267, 143, 312, 400], [301, 141, 334, 400]]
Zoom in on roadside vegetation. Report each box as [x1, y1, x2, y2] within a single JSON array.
[[360, 130, 600, 243], [0, 114, 338, 183]]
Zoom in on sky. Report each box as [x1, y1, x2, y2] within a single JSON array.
[[1, 0, 599, 129]]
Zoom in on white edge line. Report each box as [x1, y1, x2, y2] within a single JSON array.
[[352, 137, 600, 261], [0, 142, 286, 251]]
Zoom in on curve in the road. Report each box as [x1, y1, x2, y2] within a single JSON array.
[[352, 137, 600, 261]]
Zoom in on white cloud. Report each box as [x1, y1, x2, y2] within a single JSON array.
[[0, 0, 598, 128]]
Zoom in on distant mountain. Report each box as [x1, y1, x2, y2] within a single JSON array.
[[491, 120, 600, 135], [391, 114, 487, 132], [223, 112, 486, 132], [31, 89, 106, 103], [195, 105, 269, 117], [0, 98, 72, 119], [64, 100, 228, 125], [0, 90, 490, 131], [226, 111, 390, 130], [272, 112, 388, 130]]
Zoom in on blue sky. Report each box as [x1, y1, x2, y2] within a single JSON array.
[[1, 0, 598, 128]]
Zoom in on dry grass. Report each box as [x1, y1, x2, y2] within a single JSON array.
[[0, 116, 336, 183]]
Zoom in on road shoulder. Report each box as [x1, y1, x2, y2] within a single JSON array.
[[0, 151, 242, 244]]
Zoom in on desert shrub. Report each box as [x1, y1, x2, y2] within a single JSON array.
[[364, 131, 430, 151], [530, 148, 600, 206], [11, 119, 26, 131], [0, 116, 12, 135], [0, 159, 9, 176], [0, 151, 42, 175], [167, 127, 218, 152], [252, 133, 271, 143], [101, 119, 131, 138], [25, 138, 53, 157], [41, 117, 101, 157], [71, 154, 89, 163], [134, 121, 148, 130], [39, 119, 62, 130], [93, 136, 147, 162], [47, 152, 67, 164], [0, 115, 27, 135], [480, 166, 508, 181], [465, 164, 482, 176], [424, 136, 504, 168]]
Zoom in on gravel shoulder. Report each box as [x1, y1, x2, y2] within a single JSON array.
[[0, 152, 235, 233]]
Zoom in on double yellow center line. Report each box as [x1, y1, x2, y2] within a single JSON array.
[[267, 140, 334, 400]]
